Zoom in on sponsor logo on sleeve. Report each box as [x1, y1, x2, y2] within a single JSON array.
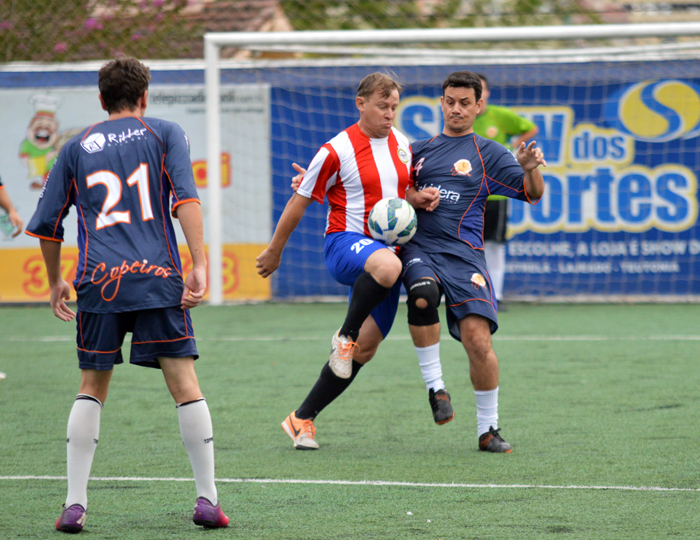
[[81, 133, 106, 154]]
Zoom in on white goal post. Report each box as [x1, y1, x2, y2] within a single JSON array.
[[204, 22, 700, 305]]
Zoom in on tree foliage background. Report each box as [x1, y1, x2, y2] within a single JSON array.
[[2, 0, 601, 63]]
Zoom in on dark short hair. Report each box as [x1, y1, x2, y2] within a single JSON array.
[[442, 71, 482, 101], [98, 58, 151, 114], [476, 73, 489, 90], [357, 71, 402, 100]]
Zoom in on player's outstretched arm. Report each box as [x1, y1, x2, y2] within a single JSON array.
[[256, 193, 313, 278], [39, 239, 76, 322], [406, 186, 440, 212], [176, 201, 207, 310], [516, 141, 546, 200]]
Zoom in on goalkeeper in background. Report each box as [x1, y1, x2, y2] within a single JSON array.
[[474, 73, 538, 309]]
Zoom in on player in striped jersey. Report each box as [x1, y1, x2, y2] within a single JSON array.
[[256, 72, 439, 450], [26, 58, 228, 532]]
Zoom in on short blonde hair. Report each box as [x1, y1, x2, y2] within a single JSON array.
[[357, 72, 402, 100]]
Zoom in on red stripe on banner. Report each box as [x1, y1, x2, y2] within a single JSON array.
[[347, 124, 382, 236], [387, 130, 410, 199]]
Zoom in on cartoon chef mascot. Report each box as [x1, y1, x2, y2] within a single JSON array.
[[19, 95, 61, 190]]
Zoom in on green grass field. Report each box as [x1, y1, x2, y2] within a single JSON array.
[[1, 302, 699, 539]]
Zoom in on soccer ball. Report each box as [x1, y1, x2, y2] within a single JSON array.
[[368, 197, 417, 246]]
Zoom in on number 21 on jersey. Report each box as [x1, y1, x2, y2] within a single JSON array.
[[86, 164, 155, 229]]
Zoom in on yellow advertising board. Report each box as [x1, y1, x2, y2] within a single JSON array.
[[0, 244, 270, 303]]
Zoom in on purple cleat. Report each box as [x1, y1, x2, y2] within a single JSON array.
[[55, 504, 86, 534], [193, 497, 229, 529]]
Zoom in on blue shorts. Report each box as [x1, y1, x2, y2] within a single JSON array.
[[401, 246, 498, 341], [324, 231, 401, 338], [76, 306, 198, 371]]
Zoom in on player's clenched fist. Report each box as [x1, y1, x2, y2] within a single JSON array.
[[256, 248, 281, 278]]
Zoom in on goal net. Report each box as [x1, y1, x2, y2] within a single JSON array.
[[204, 23, 700, 304]]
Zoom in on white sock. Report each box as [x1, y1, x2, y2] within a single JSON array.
[[177, 398, 218, 505], [415, 343, 444, 392], [66, 394, 103, 509], [484, 242, 506, 301], [474, 387, 499, 437]]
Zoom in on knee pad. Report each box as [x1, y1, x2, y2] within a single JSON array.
[[407, 279, 441, 326]]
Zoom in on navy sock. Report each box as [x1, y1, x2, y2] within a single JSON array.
[[340, 272, 392, 342], [295, 361, 363, 420]]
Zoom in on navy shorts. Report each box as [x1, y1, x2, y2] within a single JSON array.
[[324, 231, 402, 338], [401, 246, 498, 341], [76, 306, 198, 371]]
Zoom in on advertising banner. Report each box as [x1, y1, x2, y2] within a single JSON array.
[[270, 62, 700, 298], [0, 76, 271, 302]]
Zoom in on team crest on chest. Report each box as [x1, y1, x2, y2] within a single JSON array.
[[397, 146, 409, 164], [486, 126, 499, 139], [471, 273, 486, 289], [452, 159, 472, 176]]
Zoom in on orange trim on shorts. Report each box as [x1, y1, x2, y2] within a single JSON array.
[[77, 345, 123, 354], [25, 231, 64, 242], [448, 297, 493, 308], [131, 335, 195, 345]]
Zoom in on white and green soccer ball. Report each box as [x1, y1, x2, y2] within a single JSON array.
[[368, 197, 417, 247]]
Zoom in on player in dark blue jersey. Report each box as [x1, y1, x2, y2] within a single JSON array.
[[26, 58, 229, 533], [403, 71, 546, 452]]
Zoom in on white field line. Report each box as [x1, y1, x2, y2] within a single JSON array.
[[4, 335, 700, 343], [0, 475, 697, 492]]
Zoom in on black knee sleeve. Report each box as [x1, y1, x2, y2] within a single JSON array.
[[407, 279, 440, 326]]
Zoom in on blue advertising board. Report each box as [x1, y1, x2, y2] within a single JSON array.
[[269, 62, 700, 298], [3, 60, 698, 300]]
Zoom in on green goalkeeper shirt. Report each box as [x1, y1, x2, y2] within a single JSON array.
[[473, 105, 536, 200]]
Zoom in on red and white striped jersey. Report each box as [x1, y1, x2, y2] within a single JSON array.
[[297, 123, 412, 236]]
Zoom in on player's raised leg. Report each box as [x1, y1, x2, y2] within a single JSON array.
[[458, 315, 511, 453], [330, 247, 401, 378], [57, 369, 112, 534], [160, 357, 229, 528]]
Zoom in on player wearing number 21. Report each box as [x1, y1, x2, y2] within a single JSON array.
[[26, 58, 229, 533], [256, 72, 439, 450]]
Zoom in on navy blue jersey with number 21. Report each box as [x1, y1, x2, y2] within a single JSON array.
[[26, 117, 199, 313]]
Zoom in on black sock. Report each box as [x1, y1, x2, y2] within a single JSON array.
[[295, 361, 363, 420], [340, 272, 392, 342]]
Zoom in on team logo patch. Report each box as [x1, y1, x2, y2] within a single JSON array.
[[81, 133, 106, 154], [397, 147, 410, 164], [486, 126, 499, 139], [452, 159, 472, 176], [471, 273, 486, 289]]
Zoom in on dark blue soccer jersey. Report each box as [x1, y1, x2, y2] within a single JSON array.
[[410, 132, 538, 260], [26, 117, 199, 313]]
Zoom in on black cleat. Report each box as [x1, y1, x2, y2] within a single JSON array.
[[428, 388, 455, 425], [479, 426, 512, 453]]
